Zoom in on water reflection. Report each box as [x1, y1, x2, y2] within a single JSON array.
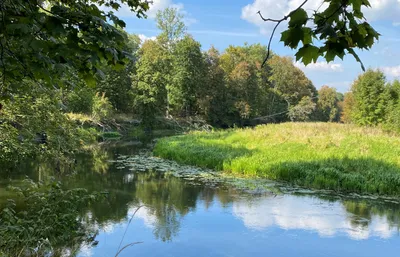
[[232, 195, 400, 240], [1, 142, 400, 257]]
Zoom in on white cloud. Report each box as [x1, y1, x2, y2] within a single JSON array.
[[363, 0, 400, 23], [295, 61, 344, 72], [381, 65, 400, 77], [241, 0, 327, 35], [393, 22, 400, 27], [138, 34, 157, 43], [147, 0, 173, 18]]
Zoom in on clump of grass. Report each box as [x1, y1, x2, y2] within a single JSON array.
[[154, 122, 400, 196]]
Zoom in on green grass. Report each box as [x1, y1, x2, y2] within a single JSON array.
[[154, 122, 400, 196]]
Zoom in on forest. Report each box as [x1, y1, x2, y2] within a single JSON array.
[[2, 5, 397, 172], [1, 0, 400, 256]]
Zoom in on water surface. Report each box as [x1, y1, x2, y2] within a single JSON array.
[[2, 141, 400, 257]]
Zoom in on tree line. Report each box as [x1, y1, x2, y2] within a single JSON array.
[[2, 6, 388, 170], [72, 8, 344, 128]]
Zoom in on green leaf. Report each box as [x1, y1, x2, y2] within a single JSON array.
[[348, 48, 365, 71], [289, 8, 308, 27], [302, 27, 313, 45], [295, 45, 320, 65], [280, 27, 304, 49]]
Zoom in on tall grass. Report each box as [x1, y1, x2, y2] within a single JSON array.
[[154, 123, 400, 196]]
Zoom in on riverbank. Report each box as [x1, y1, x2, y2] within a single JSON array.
[[154, 122, 400, 196]]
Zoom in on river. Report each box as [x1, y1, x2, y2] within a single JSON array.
[[1, 139, 400, 257]]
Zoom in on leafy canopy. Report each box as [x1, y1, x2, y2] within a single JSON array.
[[0, 0, 149, 96]]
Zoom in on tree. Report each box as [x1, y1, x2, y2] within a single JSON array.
[[268, 56, 317, 105], [169, 35, 206, 117], [288, 96, 316, 122], [258, 0, 380, 70], [341, 92, 356, 123], [96, 34, 141, 113], [0, 0, 149, 96], [132, 39, 169, 127], [351, 69, 388, 125], [315, 85, 340, 122], [384, 80, 400, 132], [156, 7, 186, 49], [155, 7, 186, 117], [200, 47, 231, 127]]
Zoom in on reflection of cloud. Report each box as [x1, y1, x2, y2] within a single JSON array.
[[233, 195, 397, 240], [129, 204, 157, 229], [78, 243, 94, 257]]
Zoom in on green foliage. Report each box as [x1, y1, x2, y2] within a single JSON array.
[[278, 0, 380, 70], [132, 39, 169, 127], [96, 34, 141, 113], [154, 122, 400, 196], [169, 35, 206, 117], [341, 92, 356, 123], [383, 80, 400, 133], [156, 7, 186, 48], [315, 86, 341, 122], [268, 56, 317, 105], [351, 70, 389, 125], [66, 87, 95, 114], [0, 180, 100, 256], [0, 0, 149, 95], [92, 93, 114, 122], [288, 96, 316, 121], [0, 87, 83, 170]]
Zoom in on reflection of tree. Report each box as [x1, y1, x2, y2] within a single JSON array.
[[134, 172, 202, 241], [344, 200, 400, 230]]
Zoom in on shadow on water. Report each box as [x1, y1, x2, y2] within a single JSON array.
[[1, 140, 400, 256]]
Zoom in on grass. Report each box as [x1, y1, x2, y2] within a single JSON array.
[[154, 122, 400, 196]]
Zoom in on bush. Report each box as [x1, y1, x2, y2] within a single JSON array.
[[66, 88, 95, 114], [92, 92, 114, 122], [0, 180, 100, 256]]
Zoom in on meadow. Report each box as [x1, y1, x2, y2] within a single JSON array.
[[154, 123, 400, 196]]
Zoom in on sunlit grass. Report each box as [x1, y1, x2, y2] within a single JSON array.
[[154, 123, 400, 196]]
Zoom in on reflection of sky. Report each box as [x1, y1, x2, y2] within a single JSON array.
[[79, 194, 400, 257], [232, 195, 397, 240]]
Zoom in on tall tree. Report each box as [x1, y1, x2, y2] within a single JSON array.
[[96, 34, 141, 113], [156, 7, 186, 49], [132, 40, 168, 127], [315, 85, 340, 122], [155, 7, 186, 116], [341, 92, 356, 123], [268, 56, 317, 106], [351, 69, 388, 125], [169, 35, 206, 117]]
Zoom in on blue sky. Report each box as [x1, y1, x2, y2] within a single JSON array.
[[117, 0, 400, 92]]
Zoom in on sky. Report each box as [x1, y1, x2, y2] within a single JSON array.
[[115, 0, 400, 92]]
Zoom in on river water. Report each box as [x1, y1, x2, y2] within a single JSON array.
[[1, 140, 400, 257]]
